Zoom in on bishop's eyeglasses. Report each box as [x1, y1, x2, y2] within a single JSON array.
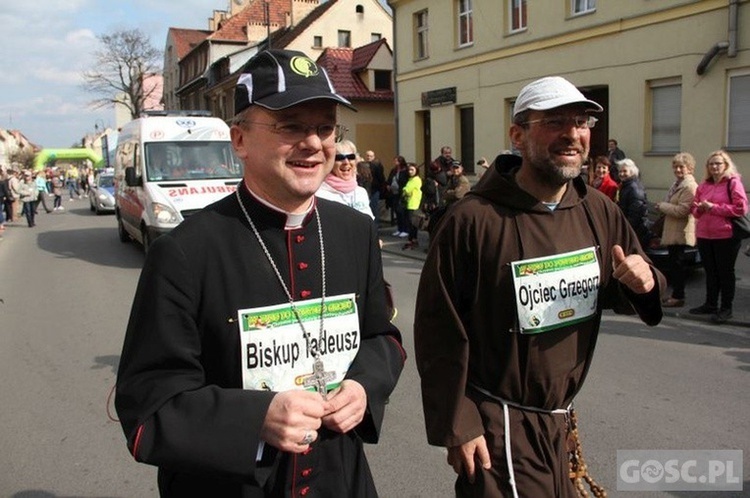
[[237, 120, 342, 142]]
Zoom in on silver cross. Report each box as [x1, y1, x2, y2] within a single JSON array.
[[303, 358, 335, 400]]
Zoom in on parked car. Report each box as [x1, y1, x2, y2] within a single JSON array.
[[642, 206, 702, 274], [644, 243, 702, 275], [89, 171, 115, 215]]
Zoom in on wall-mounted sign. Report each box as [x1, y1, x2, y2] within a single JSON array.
[[422, 87, 456, 107]]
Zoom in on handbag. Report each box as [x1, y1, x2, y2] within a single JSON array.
[[650, 214, 666, 238], [727, 178, 750, 239], [731, 213, 750, 239]]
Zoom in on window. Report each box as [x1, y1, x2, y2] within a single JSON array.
[[509, 0, 527, 33], [458, 0, 473, 47], [572, 0, 596, 15], [728, 72, 750, 148], [415, 10, 429, 60], [374, 70, 391, 91], [650, 81, 682, 153], [338, 30, 351, 48], [313, 36, 322, 48], [371, 33, 382, 43]]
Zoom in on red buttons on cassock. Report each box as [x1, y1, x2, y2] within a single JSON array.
[[301, 468, 312, 477], [300, 290, 312, 298], [302, 446, 313, 455], [299, 486, 310, 496], [296, 235, 305, 243], [298, 262, 309, 270]]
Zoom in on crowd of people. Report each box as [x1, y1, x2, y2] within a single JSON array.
[[576, 145, 748, 324], [0, 164, 98, 236]]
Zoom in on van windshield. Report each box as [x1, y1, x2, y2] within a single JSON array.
[[145, 142, 242, 181]]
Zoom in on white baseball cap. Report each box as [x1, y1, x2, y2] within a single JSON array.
[[513, 76, 603, 117]]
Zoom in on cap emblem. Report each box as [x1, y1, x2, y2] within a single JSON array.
[[290, 56, 319, 78]]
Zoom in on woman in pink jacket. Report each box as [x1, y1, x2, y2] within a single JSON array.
[[689, 150, 748, 323]]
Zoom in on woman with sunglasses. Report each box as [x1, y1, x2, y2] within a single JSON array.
[[315, 139, 374, 219]]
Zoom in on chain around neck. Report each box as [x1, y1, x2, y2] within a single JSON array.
[[235, 189, 327, 359]]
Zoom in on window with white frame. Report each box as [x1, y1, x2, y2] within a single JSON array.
[[510, 0, 527, 33], [458, 0, 473, 47], [650, 81, 682, 153], [338, 30, 351, 48], [728, 72, 750, 148], [572, 0, 596, 15], [415, 10, 429, 60]]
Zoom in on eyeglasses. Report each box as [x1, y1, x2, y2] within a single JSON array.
[[335, 153, 357, 161], [521, 115, 598, 131], [238, 120, 339, 141]]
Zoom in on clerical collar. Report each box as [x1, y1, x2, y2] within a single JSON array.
[[244, 181, 314, 230]]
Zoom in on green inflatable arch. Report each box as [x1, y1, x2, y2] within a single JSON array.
[[33, 148, 103, 171]]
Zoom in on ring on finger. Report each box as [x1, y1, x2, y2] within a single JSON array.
[[298, 430, 314, 446]]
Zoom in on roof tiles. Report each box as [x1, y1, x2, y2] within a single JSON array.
[[318, 41, 394, 102]]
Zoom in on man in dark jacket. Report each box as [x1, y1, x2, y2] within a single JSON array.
[[415, 76, 665, 498], [364, 150, 386, 225], [116, 49, 405, 497], [607, 138, 626, 181], [431, 145, 454, 173]]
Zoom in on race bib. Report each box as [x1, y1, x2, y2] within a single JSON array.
[[510, 247, 600, 334], [237, 294, 360, 393]]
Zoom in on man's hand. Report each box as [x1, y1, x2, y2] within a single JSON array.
[[447, 435, 492, 483], [321, 380, 367, 434], [260, 390, 327, 453], [612, 244, 655, 294]]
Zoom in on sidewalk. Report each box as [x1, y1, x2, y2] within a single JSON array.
[[378, 223, 750, 328]]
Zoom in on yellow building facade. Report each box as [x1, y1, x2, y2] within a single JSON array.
[[389, 0, 749, 194]]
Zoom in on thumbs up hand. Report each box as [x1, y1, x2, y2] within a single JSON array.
[[611, 245, 655, 294]]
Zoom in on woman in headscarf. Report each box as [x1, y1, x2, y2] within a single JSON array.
[[315, 139, 374, 219]]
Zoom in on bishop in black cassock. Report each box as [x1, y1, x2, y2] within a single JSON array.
[[115, 184, 405, 497]]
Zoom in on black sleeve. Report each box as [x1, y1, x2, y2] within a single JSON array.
[[115, 235, 274, 480]]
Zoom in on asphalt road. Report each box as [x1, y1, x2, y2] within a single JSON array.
[[0, 199, 747, 497]]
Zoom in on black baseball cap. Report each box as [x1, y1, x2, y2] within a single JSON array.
[[234, 49, 356, 115]]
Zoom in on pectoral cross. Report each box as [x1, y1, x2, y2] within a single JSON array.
[[303, 358, 335, 400]]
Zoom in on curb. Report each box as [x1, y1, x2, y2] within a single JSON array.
[[661, 309, 750, 329]]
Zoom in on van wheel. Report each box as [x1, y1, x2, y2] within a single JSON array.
[[117, 216, 130, 243], [141, 225, 152, 254]]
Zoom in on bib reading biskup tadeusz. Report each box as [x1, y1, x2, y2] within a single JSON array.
[[238, 293, 360, 392]]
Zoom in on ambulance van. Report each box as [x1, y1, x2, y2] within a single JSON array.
[[114, 111, 242, 252]]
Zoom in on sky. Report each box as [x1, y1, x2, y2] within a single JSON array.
[[0, 0, 390, 149]]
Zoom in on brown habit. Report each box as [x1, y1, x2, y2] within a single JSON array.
[[414, 155, 665, 497]]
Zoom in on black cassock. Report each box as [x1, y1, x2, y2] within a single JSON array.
[[115, 185, 405, 497]]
